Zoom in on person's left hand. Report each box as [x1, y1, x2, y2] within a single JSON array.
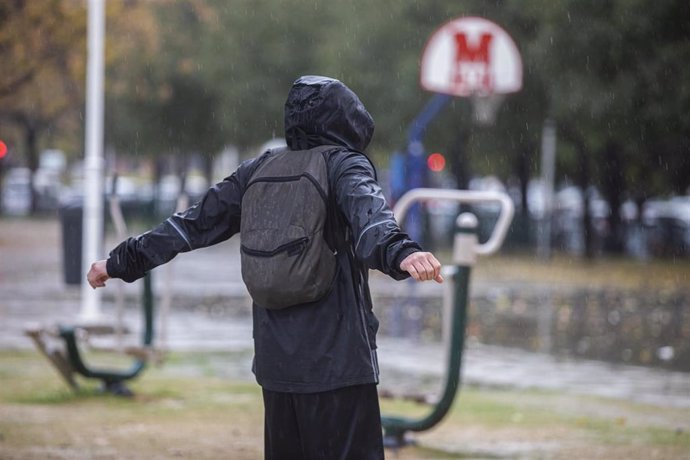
[[399, 252, 443, 283]]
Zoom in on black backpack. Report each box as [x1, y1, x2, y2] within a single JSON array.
[[240, 145, 337, 309]]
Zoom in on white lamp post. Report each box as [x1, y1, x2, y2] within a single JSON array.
[[80, 0, 106, 322]]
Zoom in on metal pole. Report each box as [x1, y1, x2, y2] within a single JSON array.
[[537, 118, 556, 260], [382, 213, 477, 446], [384, 189, 514, 447], [80, 0, 106, 321], [404, 94, 451, 244]]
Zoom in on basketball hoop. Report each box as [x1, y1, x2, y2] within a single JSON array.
[[470, 92, 505, 126], [419, 16, 522, 127]]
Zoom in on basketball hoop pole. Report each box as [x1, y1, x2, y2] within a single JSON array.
[[401, 94, 451, 243], [407, 94, 452, 147], [404, 93, 452, 194]]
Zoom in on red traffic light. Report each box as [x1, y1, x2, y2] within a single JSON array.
[[0, 140, 7, 159], [427, 152, 446, 172]]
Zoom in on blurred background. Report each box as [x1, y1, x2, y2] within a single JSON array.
[[1, 0, 689, 256], [1, 1, 689, 458]]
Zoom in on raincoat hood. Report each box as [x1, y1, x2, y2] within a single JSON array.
[[284, 76, 374, 152]]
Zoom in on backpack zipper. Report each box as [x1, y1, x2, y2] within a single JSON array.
[[241, 237, 309, 257], [246, 173, 328, 205]]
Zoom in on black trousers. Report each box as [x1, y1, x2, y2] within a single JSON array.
[[262, 383, 385, 460]]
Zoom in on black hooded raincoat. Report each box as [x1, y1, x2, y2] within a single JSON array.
[[106, 76, 421, 393]]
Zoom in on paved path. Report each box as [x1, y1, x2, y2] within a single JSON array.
[[2, 218, 690, 411]]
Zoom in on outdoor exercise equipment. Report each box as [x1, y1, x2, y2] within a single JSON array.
[[57, 272, 155, 396], [382, 187, 514, 447], [26, 175, 160, 396], [25, 266, 157, 396]]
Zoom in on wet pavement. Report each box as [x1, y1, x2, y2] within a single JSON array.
[[2, 218, 690, 410]]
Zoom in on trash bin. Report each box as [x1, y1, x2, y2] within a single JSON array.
[[60, 200, 83, 285]]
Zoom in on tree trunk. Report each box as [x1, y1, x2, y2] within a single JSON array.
[[24, 121, 39, 214], [579, 153, 594, 259], [449, 128, 470, 191], [516, 147, 530, 219], [515, 142, 533, 247], [202, 152, 214, 187], [601, 141, 625, 254], [560, 123, 595, 259], [0, 161, 5, 212]]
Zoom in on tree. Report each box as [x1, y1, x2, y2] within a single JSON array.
[[536, 0, 690, 253], [76, 0, 689, 260], [105, 1, 230, 187], [0, 0, 86, 212]]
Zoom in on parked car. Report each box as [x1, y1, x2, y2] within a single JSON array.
[[643, 196, 690, 257], [1, 168, 31, 216]]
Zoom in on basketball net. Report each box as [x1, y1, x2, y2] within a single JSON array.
[[470, 92, 505, 126]]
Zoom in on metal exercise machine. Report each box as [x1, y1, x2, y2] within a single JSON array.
[[26, 175, 160, 396], [382, 188, 515, 447]]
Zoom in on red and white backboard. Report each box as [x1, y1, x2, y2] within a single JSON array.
[[420, 17, 523, 97]]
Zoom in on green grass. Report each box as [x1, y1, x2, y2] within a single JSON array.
[[472, 252, 690, 291], [1, 350, 689, 460], [381, 385, 690, 457]]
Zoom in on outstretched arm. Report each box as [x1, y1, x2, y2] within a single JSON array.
[[333, 152, 443, 283], [90, 161, 254, 287]]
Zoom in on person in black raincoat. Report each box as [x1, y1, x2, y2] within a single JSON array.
[[88, 75, 443, 460]]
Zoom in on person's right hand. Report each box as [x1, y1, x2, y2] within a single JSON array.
[[87, 259, 110, 289]]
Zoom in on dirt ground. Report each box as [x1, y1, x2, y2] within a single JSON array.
[[0, 350, 688, 460]]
